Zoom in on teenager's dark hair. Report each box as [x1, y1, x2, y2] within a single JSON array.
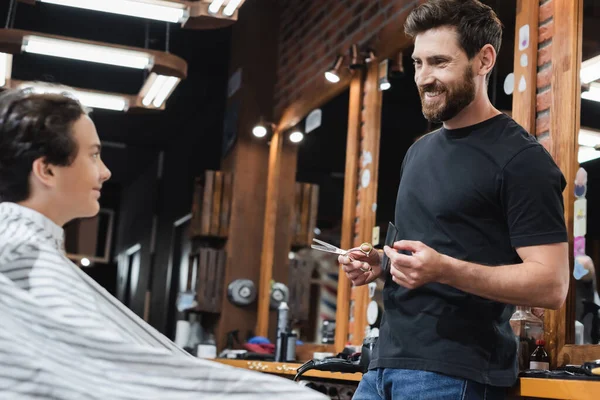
[[405, 0, 503, 59], [0, 88, 87, 202]]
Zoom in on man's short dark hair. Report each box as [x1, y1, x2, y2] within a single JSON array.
[[0, 88, 87, 203], [405, 0, 503, 60]]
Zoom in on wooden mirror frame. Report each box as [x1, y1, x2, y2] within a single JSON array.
[[255, 70, 357, 354]]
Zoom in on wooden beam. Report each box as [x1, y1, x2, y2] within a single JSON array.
[[334, 70, 364, 353], [350, 60, 382, 346], [255, 130, 283, 337], [544, 0, 583, 367], [511, 0, 539, 134]]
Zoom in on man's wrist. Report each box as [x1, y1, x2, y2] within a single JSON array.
[[439, 253, 457, 286]]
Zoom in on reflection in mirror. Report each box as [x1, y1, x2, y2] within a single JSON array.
[[287, 89, 349, 344], [64, 208, 115, 265], [575, 0, 600, 344]]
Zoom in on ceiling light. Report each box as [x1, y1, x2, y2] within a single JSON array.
[[39, 0, 189, 23], [579, 146, 600, 163], [0, 53, 11, 87], [209, 0, 226, 14], [23, 35, 153, 70], [379, 79, 391, 91], [581, 55, 600, 84], [20, 82, 129, 111], [223, 0, 244, 16], [139, 73, 180, 108], [582, 82, 600, 102], [289, 130, 304, 143], [378, 59, 391, 91], [325, 55, 344, 83]]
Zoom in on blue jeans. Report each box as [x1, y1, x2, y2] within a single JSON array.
[[353, 369, 507, 400]]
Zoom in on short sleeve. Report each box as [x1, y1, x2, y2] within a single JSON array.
[[501, 145, 568, 248]]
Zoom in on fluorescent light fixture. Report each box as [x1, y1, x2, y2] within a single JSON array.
[[209, 0, 226, 14], [579, 146, 600, 163], [20, 82, 129, 112], [140, 73, 181, 108], [223, 0, 243, 16], [39, 0, 188, 23], [23, 35, 153, 70], [0, 52, 12, 87], [582, 82, 600, 102], [581, 55, 600, 84]]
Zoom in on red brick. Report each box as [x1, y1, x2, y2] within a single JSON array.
[[537, 66, 552, 89], [363, 13, 386, 39], [539, 0, 553, 23], [537, 134, 552, 152], [536, 113, 550, 135], [538, 20, 553, 43], [537, 43, 552, 66], [537, 89, 552, 112]]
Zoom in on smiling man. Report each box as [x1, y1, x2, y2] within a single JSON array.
[[340, 1, 569, 399], [0, 88, 326, 399]]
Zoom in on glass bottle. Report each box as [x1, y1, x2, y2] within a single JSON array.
[[529, 339, 550, 370], [509, 306, 544, 371]]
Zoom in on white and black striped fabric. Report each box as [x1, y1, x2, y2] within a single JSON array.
[[0, 202, 327, 400]]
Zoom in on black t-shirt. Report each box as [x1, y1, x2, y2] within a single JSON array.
[[369, 114, 567, 387]]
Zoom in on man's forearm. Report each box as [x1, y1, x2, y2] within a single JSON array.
[[440, 255, 566, 309]]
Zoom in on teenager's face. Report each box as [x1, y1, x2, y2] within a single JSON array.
[[412, 26, 477, 123], [52, 115, 111, 220]]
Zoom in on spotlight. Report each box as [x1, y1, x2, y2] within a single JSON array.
[[349, 44, 365, 70], [80, 257, 91, 267], [325, 55, 343, 83], [252, 118, 275, 138], [289, 130, 304, 143], [365, 49, 376, 63], [378, 59, 391, 91]]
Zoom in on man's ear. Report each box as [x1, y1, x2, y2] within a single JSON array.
[[477, 44, 496, 78], [31, 158, 56, 188]]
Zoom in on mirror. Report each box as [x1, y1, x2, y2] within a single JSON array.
[[284, 88, 350, 345], [64, 208, 115, 264], [574, 0, 600, 345]]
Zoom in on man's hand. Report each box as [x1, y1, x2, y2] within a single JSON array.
[[384, 240, 444, 289], [338, 248, 382, 286]]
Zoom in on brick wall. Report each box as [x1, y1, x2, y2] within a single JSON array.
[[536, 0, 553, 151], [273, 0, 420, 119]]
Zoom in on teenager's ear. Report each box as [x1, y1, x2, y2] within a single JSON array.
[[31, 158, 56, 187]]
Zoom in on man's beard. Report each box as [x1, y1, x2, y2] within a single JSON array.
[[418, 66, 476, 123]]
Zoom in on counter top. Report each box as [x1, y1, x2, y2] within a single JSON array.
[[213, 359, 600, 399], [213, 359, 362, 381]]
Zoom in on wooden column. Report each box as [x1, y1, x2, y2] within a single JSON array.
[[334, 70, 364, 353], [511, 0, 539, 133], [350, 60, 383, 345], [545, 0, 584, 367], [256, 130, 283, 337]]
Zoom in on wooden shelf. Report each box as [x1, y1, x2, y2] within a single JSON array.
[[214, 359, 600, 399], [514, 377, 600, 400], [213, 359, 363, 382]]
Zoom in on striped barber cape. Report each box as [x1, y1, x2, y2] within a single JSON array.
[[0, 202, 327, 400]]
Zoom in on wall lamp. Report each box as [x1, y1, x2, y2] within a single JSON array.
[[252, 118, 276, 138], [0, 29, 187, 112], [325, 55, 344, 83], [20, 0, 246, 29]]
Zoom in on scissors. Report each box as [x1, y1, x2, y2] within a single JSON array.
[[311, 239, 374, 271]]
